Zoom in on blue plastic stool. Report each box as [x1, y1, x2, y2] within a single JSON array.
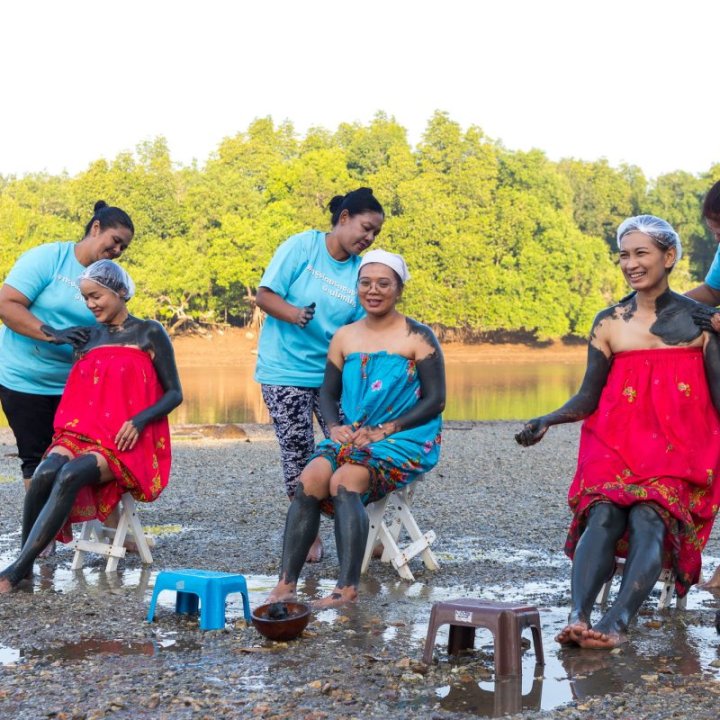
[[146, 569, 251, 630]]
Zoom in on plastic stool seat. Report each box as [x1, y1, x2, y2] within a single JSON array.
[[422, 598, 544, 676], [146, 569, 251, 630]]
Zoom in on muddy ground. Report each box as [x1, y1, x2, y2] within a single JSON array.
[[1, 422, 720, 720]]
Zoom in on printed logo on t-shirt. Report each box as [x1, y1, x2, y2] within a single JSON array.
[[305, 264, 357, 306], [56, 273, 84, 302]]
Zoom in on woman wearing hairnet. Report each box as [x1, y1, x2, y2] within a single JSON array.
[[0, 260, 183, 593], [516, 215, 720, 648]]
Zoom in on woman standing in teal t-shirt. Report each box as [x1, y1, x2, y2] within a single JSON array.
[[255, 187, 384, 562], [0, 201, 134, 489]]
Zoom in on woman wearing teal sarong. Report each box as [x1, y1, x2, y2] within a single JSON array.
[[267, 249, 445, 608]]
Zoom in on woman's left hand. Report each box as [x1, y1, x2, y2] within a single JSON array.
[[692, 305, 720, 334], [115, 420, 140, 451]]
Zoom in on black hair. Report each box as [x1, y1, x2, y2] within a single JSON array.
[[83, 200, 135, 237], [703, 180, 720, 221], [328, 187, 384, 227]]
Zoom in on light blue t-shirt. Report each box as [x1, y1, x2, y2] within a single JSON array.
[[705, 247, 720, 290], [254, 229, 364, 387], [0, 242, 96, 394]]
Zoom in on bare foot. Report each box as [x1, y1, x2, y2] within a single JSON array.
[[700, 566, 720, 590], [0, 577, 13, 594], [578, 627, 626, 649], [556, 621, 589, 646], [306, 536, 324, 563], [311, 587, 358, 609], [266, 580, 297, 604]]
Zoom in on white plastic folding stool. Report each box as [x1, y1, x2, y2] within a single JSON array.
[[361, 477, 440, 582], [596, 558, 687, 610], [70, 492, 153, 572]]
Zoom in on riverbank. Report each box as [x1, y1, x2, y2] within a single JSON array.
[[1, 422, 719, 719], [171, 328, 587, 368]]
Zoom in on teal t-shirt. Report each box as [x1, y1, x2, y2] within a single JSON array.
[[706, 247, 720, 290], [254, 229, 364, 387], [0, 242, 96, 394]]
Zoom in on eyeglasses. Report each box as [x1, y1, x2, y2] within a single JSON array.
[[357, 278, 397, 291]]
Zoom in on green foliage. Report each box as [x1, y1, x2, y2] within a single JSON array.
[[1, 114, 716, 341]]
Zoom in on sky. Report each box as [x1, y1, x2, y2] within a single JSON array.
[[1, 0, 718, 180]]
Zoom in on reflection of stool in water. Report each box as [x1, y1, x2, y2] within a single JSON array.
[[439, 665, 544, 716], [361, 478, 440, 582], [422, 599, 545, 676], [70, 493, 154, 572], [596, 559, 687, 610], [146, 569, 252, 630]]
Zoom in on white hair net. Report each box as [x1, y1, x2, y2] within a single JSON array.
[[616, 215, 682, 265], [79, 260, 135, 300]]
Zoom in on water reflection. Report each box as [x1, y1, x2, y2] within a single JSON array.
[[0, 358, 584, 427], [170, 359, 585, 425]]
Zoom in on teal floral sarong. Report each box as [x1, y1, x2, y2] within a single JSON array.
[[313, 352, 442, 515]]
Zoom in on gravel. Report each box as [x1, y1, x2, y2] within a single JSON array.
[[1, 421, 719, 719]]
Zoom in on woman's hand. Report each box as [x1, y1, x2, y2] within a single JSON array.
[[351, 424, 389, 448], [515, 417, 549, 447], [295, 302, 316, 328], [40, 324, 91, 348], [329, 424, 355, 445], [115, 420, 141, 451], [692, 305, 720, 334]]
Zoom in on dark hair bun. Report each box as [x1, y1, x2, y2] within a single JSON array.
[[93, 200, 109, 213], [328, 194, 346, 214]]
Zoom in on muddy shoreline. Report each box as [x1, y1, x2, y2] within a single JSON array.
[[1, 422, 719, 719]]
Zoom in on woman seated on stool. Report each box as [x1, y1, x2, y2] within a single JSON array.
[[0, 260, 183, 593], [267, 249, 445, 608], [516, 215, 720, 648]]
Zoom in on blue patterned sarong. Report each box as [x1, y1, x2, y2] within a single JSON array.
[[313, 352, 442, 515]]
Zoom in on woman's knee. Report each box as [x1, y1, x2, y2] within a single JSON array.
[[28, 454, 68, 495], [628, 503, 665, 535], [53, 455, 101, 499], [329, 466, 370, 497], [586, 502, 627, 531]]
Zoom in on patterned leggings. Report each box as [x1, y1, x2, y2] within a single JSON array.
[[261, 384, 331, 497]]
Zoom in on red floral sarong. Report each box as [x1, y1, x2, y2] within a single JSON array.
[[565, 347, 720, 596], [48, 346, 172, 542]]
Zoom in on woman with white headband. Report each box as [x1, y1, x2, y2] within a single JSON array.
[[266, 249, 446, 608], [0, 260, 183, 593], [516, 215, 720, 649]]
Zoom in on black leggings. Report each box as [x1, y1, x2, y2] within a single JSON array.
[[0, 453, 102, 586], [0, 384, 61, 480]]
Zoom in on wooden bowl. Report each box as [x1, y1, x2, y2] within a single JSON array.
[[251, 602, 311, 641]]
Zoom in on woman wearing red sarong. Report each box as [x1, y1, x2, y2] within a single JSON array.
[[0, 260, 182, 593], [516, 215, 720, 649]]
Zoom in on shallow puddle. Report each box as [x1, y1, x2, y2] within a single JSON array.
[[2, 532, 719, 716], [0, 635, 202, 667]]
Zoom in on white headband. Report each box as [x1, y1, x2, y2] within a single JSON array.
[[358, 249, 410, 283]]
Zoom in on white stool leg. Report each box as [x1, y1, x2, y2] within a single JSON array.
[[361, 496, 389, 574], [121, 493, 153, 565]]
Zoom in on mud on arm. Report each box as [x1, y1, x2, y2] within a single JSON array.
[[127, 322, 183, 433], [703, 332, 720, 415], [383, 322, 446, 435], [516, 313, 613, 445]]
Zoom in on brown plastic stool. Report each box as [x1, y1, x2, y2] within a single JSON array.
[[422, 599, 545, 676]]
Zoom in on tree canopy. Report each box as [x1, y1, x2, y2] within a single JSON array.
[[1, 112, 717, 341]]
